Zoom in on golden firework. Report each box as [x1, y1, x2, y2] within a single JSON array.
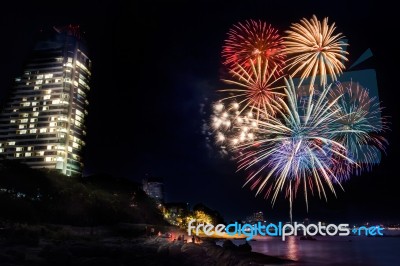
[[284, 15, 348, 90]]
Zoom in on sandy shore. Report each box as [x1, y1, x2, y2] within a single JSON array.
[[0, 224, 293, 265]]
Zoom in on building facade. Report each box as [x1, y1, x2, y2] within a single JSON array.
[[142, 177, 164, 202], [0, 25, 91, 176]]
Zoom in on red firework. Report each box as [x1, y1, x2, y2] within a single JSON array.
[[222, 20, 285, 76]]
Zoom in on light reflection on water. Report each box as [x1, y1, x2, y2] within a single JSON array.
[[218, 236, 400, 265]]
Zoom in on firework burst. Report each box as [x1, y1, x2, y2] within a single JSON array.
[[284, 15, 348, 90], [329, 81, 388, 179], [222, 20, 286, 76], [220, 56, 286, 121], [236, 77, 354, 220], [210, 101, 259, 154]]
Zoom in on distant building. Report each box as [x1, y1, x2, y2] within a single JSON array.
[[245, 211, 265, 223], [253, 211, 264, 223], [0, 25, 91, 176], [142, 177, 164, 202]]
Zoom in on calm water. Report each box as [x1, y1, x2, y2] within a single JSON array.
[[218, 236, 400, 266]]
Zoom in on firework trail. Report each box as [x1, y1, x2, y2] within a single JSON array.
[[329, 81, 388, 179], [222, 20, 286, 76], [236, 77, 354, 221], [284, 15, 348, 91], [220, 56, 286, 121]]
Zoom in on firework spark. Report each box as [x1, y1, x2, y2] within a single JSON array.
[[220, 56, 286, 121], [236, 77, 354, 220], [284, 15, 348, 90], [222, 20, 286, 76], [211, 101, 258, 154], [329, 81, 388, 179]]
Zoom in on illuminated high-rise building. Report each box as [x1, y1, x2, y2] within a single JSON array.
[[0, 25, 91, 176], [142, 177, 164, 202]]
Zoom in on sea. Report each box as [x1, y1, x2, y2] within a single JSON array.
[[217, 235, 400, 266]]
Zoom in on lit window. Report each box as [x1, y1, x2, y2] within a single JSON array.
[[25, 152, 32, 157], [78, 89, 86, 96], [21, 102, 30, 107], [30, 118, 36, 123], [20, 119, 28, 123], [50, 122, 56, 127], [19, 125, 25, 129], [22, 97, 27, 101], [8, 142, 15, 145], [47, 145, 52, 150], [56, 157, 63, 162], [33, 107, 38, 111], [10, 120, 15, 123], [43, 95, 51, 100], [0, 148, 3, 153], [42, 106, 49, 111], [37, 75, 43, 79], [18, 130, 27, 135], [45, 157, 52, 162], [40, 128, 47, 133], [36, 80, 43, 85], [68, 146, 72, 152], [72, 142, 79, 149], [34, 86, 40, 90], [36, 151, 44, 156], [16, 147, 23, 152], [27, 147, 32, 151], [52, 99, 60, 105], [15, 153, 21, 158], [78, 78, 87, 86], [76, 109, 83, 116], [44, 73, 53, 79], [29, 124, 34, 128], [33, 112, 39, 116], [13, 109, 18, 112], [30, 129, 37, 134], [32, 102, 37, 106]]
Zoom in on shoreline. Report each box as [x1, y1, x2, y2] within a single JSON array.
[[0, 223, 293, 265]]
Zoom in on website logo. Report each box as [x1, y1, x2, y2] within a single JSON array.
[[188, 219, 384, 241]]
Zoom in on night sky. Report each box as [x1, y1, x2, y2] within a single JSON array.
[[0, 0, 399, 223]]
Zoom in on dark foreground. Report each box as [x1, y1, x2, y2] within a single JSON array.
[[0, 223, 292, 266]]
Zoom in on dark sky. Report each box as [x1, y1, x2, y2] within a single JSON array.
[[0, 0, 399, 223]]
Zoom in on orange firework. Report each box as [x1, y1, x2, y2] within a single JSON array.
[[284, 15, 348, 90], [220, 56, 285, 121]]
